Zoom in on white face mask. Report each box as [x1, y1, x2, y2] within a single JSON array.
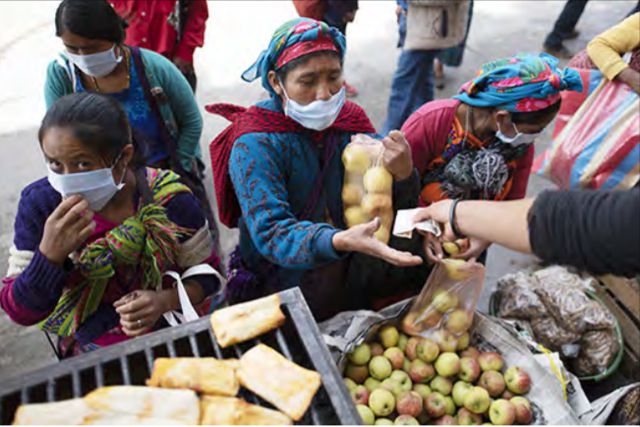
[[47, 155, 126, 211], [496, 121, 542, 146], [280, 81, 346, 131], [67, 45, 122, 78]]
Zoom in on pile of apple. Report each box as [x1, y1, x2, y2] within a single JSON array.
[[343, 324, 533, 425], [341, 139, 394, 243]]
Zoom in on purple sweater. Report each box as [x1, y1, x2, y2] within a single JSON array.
[[1, 177, 220, 345]]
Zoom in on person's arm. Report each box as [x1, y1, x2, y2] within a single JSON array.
[[173, 0, 209, 65], [150, 51, 203, 170], [587, 13, 640, 91]]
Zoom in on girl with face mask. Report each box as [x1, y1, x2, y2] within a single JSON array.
[[206, 18, 425, 320], [400, 53, 582, 262], [1, 93, 221, 358], [43, 0, 216, 234]]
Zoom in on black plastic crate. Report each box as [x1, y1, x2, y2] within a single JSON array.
[[0, 287, 359, 425]]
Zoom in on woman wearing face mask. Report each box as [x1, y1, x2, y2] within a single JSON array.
[[1, 93, 221, 358], [401, 53, 582, 263], [43, 0, 214, 229], [206, 18, 423, 320]]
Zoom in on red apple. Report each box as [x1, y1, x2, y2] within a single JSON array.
[[489, 399, 517, 425], [396, 391, 423, 417], [460, 346, 480, 360], [345, 363, 369, 384], [405, 337, 420, 361], [421, 309, 443, 329], [430, 376, 453, 396], [504, 366, 531, 395], [370, 342, 385, 357], [384, 347, 405, 370], [478, 370, 506, 398], [458, 357, 481, 383], [408, 359, 435, 384], [477, 352, 504, 372], [457, 408, 483, 425], [424, 392, 447, 418], [501, 389, 515, 400], [511, 396, 533, 424], [351, 385, 370, 405], [435, 415, 458, 425]]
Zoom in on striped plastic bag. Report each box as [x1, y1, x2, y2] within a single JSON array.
[[535, 78, 640, 190]]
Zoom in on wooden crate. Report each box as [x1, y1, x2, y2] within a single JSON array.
[[594, 275, 640, 380]]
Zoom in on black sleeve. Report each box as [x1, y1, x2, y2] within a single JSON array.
[[528, 188, 640, 277]]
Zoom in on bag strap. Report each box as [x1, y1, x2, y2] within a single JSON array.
[[298, 132, 340, 220]]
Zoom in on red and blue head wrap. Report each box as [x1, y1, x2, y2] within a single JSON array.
[[454, 53, 583, 112], [241, 18, 346, 98]]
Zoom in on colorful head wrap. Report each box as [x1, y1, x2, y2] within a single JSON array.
[[241, 18, 346, 98], [454, 53, 583, 112]]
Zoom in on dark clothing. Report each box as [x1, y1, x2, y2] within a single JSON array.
[[544, 0, 589, 48], [528, 188, 640, 277]]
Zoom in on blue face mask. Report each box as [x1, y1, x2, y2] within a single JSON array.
[[496, 121, 542, 146], [280, 81, 346, 131]]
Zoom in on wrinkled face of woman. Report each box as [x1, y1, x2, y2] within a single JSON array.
[[269, 52, 344, 106]]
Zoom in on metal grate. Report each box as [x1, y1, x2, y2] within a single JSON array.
[[0, 287, 359, 425]]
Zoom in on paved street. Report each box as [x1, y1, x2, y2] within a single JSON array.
[[0, 0, 635, 379]]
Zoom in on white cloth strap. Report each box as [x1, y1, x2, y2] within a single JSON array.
[[162, 264, 226, 327]]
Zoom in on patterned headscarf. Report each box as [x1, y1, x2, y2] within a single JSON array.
[[454, 53, 583, 112], [241, 18, 346, 98]]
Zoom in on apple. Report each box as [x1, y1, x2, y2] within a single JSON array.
[[369, 389, 396, 417], [345, 206, 370, 227], [435, 352, 461, 377], [380, 379, 404, 397], [463, 387, 491, 415], [504, 366, 531, 395], [357, 404, 375, 425], [443, 241, 461, 256], [390, 370, 413, 392], [420, 309, 443, 329], [417, 338, 440, 363], [478, 352, 504, 372], [398, 334, 409, 352], [458, 357, 481, 383], [402, 313, 419, 335], [364, 167, 393, 194], [351, 385, 370, 405], [424, 392, 447, 418], [443, 396, 456, 416], [342, 183, 363, 206], [435, 415, 458, 425], [511, 396, 533, 424], [379, 325, 400, 348], [408, 359, 435, 384], [457, 408, 483, 425], [396, 391, 423, 417], [435, 330, 459, 353], [501, 389, 514, 400], [375, 419, 394, 425], [370, 342, 385, 357], [442, 258, 470, 280], [430, 375, 453, 396], [370, 356, 393, 380], [478, 371, 506, 398], [431, 290, 459, 313], [342, 144, 371, 174], [394, 415, 419, 425], [403, 358, 411, 373], [445, 309, 472, 334], [405, 337, 420, 361], [417, 412, 430, 425], [362, 193, 393, 216], [384, 347, 405, 370], [452, 381, 474, 407], [460, 346, 480, 360], [489, 399, 516, 425], [413, 383, 432, 400], [345, 363, 369, 384], [349, 343, 372, 366], [364, 377, 381, 392], [457, 332, 470, 351], [344, 377, 357, 392]]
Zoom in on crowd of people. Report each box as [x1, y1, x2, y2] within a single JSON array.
[[1, 0, 638, 359]]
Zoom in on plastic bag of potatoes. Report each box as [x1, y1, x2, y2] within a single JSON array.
[[342, 134, 394, 244]]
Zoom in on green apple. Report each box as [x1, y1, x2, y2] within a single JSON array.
[[504, 366, 531, 395], [443, 396, 456, 416], [390, 370, 412, 392], [431, 289, 459, 313], [344, 377, 358, 392], [357, 404, 375, 425], [511, 396, 533, 424], [463, 387, 491, 415], [445, 309, 472, 334], [430, 376, 453, 396], [424, 392, 447, 418], [416, 338, 440, 363], [369, 389, 396, 417], [398, 333, 409, 352], [394, 415, 419, 425], [380, 378, 404, 397], [369, 356, 393, 380], [457, 407, 483, 425], [456, 332, 470, 351], [349, 343, 372, 366], [489, 399, 516, 425], [413, 383, 432, 400], [408, 358, 435, 384], [375, 418, 394, 425], [477, 352, 504, 372], [435, 330, 459, 353], [403, 358, 411, 373], [364, 377, 381, 392], [384, 347, 405, 370], [452, 381, 474, 407], [435, 352, 461, 377], [379, 325, 400, 348]]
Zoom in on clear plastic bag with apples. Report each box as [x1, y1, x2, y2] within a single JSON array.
[[401, 259, 485, 347], [342, 134, 394, 244]]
